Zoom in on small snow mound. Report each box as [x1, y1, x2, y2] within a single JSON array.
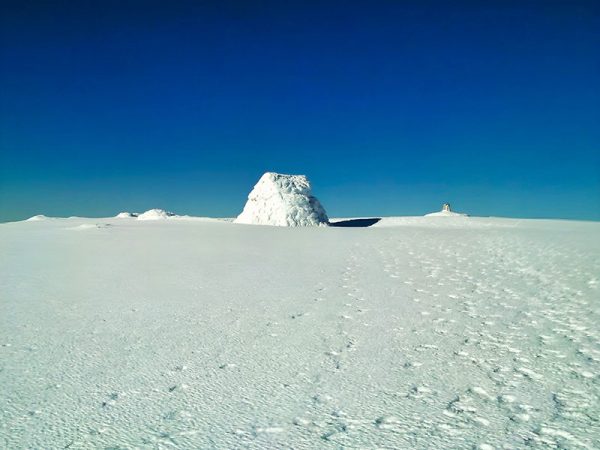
[[137, 209, 176, 220], [26, 215, 48, 221], [115, 212, 138, 218], [234, 172, 329, 227], [425, 203, 468, 217]]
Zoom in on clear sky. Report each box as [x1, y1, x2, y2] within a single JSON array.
[[1, 0, 599, 222]]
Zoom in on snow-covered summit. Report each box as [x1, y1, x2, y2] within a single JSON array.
[[115, 212, 138, 218], [425, 203, 468, 217], [234, 172, 329, 227], [137, 209, 176, 221]]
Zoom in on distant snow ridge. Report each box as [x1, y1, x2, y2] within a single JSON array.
[[137, 209, 176, 220], [26, 215, 48, 221], [234, 172, 329, 227], [115, 212, 138, 218], [425, 203, 468, 217]]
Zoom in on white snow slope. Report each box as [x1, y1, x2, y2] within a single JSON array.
[[1, 216, 599, 449], [234, 172, 329, 226]]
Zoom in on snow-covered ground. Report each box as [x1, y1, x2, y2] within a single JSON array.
[[1, 216, 599, 449]]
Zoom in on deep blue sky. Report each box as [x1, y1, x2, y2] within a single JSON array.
[[1, 0, 599, 222]]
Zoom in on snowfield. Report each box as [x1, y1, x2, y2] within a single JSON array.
[[1, 216, 599, 449]]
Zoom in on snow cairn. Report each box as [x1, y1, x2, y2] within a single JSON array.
[[234, 172, 329, 227]]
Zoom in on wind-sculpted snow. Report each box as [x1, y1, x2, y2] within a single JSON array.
[[1, 217, 599, 448], [235, 172, 329, 226]]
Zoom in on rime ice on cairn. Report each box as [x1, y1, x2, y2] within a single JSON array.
[[234, 172, 329, 227], [425, 203, 468, 217]]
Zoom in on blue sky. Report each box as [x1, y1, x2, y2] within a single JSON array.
[[1, 0, 598, 221]]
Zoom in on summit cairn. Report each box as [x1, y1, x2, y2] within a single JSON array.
[[234, 172, 329, 227], [425, 203, 468, 217]]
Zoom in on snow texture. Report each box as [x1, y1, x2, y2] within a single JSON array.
[[1, 216, 599, 449], [137, 209, 176, 220], [234, 172, 329, 226]]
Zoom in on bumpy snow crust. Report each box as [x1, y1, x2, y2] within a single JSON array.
[[234, 172, 329, 227], [137, 209, 176, 221]]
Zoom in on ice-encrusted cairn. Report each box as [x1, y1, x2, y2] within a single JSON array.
[[234, 172, 329, 226]]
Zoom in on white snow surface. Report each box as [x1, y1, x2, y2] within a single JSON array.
[[137, 209, 176, 220], [234, 172, 329, 226], [1, 216, 599, 449]]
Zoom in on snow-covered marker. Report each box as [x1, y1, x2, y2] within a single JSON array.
[[234, 172, 329, 226]]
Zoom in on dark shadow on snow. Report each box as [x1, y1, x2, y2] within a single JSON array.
[[330, 218, 381, 228]]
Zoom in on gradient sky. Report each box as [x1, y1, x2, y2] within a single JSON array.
[[1, 0, 599, 222]]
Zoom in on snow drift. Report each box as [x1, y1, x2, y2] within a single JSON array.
[[234, 172, 329, 227], [137, 209, 176, 221]]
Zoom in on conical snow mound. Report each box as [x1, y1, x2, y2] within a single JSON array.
[[137, 209, 176, 220], [234, 172, 329, 227]]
